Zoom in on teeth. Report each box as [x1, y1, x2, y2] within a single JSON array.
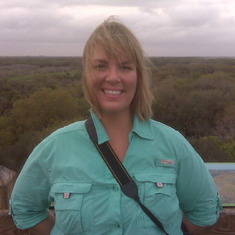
[[104, 90, 121, 95]]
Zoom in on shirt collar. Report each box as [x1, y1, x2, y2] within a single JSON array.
[[131, 114, 154, 140], [89, 110, 154, 144]]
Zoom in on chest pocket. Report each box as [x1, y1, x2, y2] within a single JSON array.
[[51, 182, 92, 234], [134, 171, 178, 228]]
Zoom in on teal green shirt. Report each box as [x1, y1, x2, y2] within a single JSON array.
[[10, 111, 221, 235]]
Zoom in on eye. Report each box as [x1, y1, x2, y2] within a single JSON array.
[[120, 65, 133, 71], [94, 63, 107, 71]]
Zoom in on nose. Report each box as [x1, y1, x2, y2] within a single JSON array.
[[106, 66, 121, 83]]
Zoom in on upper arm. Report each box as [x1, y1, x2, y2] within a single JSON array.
[[10, 142, 52, 229], [176, 139, 221, 227]]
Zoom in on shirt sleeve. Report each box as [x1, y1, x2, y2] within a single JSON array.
[[10, 141, 52, 229], [175, 136, 222, 227]]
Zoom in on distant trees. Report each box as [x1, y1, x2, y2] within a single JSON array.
[[0, 85, 89, 170], [0, 57, 234, 170], [151, 57, 235, 162], [0, 57, 88, 170], [0, 87, 87, 143]]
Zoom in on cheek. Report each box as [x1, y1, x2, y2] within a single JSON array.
[[88, 74, 99, 92], [90, 72, 103, 88], [130, 74, 138, 93]]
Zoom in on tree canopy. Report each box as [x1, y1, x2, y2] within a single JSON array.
[[0, 57, 234, 170]]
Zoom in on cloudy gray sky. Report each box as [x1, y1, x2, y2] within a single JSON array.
[[1, 0, 235, 57]]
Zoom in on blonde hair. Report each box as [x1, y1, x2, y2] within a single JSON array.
[[82, 17, 153, 120]]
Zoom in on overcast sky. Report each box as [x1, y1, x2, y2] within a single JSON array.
[[1, 0, 235, 57]]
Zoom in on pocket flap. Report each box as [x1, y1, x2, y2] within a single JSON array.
[[134, 172, 176, 184], [52, 182, 92, 194]]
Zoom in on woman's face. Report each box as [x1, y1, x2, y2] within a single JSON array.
[[90, 46, 137, 117]]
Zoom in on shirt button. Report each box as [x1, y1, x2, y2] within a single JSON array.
[[113, 185, 119, 191]]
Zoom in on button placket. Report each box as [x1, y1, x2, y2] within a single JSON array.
[[108, 184, 122, 234]]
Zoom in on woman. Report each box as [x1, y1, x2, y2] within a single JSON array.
[[10, 17, 221, 235]]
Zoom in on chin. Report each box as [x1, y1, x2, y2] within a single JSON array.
[[101, 107, 131, 116]]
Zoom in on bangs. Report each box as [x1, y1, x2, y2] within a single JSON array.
[[85, 20, 139, 66]]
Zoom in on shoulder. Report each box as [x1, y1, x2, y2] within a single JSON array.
[[149, 119, 176, 132], [149, 119, 199, 161], [149, 119, 186, 142], [33, 120, 87, 153], [45, 120, 86, 141], [133, 115, 185, 142]]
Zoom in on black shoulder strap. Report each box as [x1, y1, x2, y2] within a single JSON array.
[[85, 117, 169, 235]]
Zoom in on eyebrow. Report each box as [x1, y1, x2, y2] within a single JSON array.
[[93, 59, 133, 64], [93, 59, 108, 64], [120, 61, 133, 65]]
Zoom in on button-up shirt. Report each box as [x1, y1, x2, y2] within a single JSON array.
[[10, 111, 221, 235]]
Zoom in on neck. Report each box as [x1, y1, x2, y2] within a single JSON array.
[[100, 110, 133, 137], [99, 110, 134, 162]]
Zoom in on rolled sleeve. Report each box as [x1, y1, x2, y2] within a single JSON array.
[[183, 193, 221, 226], [10, 199, 49, 229], [176, 138, 222, 226], [10, 141, 52, 229]]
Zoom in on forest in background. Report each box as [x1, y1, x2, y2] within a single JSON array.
[[0, 56, 234, 171]]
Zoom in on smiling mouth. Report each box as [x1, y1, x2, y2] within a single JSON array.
[[103, 90, 122, 95]]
